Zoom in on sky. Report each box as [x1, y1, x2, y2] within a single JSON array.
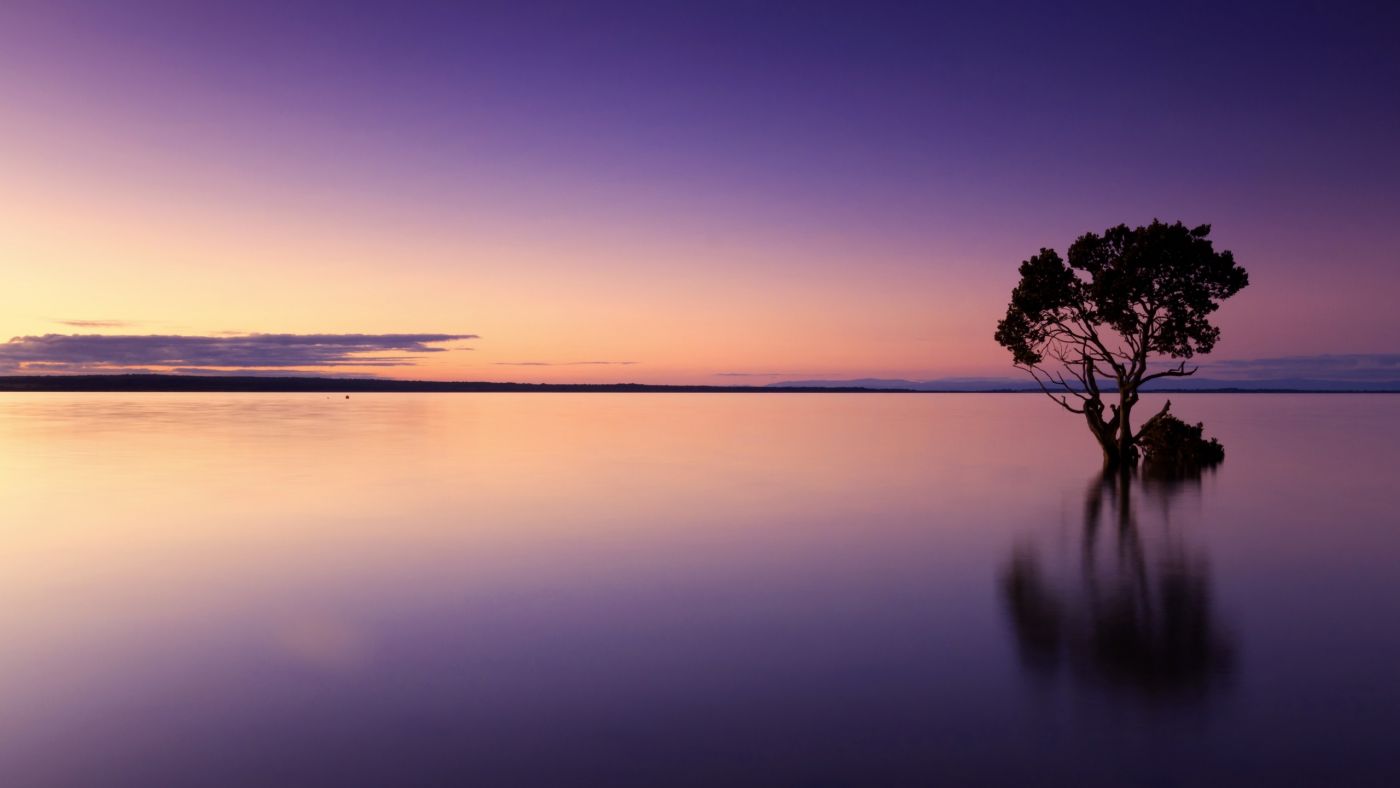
[[2, 0, 1397, 383]]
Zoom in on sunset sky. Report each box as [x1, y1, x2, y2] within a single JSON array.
[[2, 1, 1397, 383]]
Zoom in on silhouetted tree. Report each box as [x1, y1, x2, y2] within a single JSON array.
[[1138, 406, 1225, 477], [995, 221, 1248, 469]]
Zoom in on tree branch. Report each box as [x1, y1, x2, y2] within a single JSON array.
[[1140, 361, 1198, 384], [1020, 364, 1087, 414], [1133, 399, 1173, 440]]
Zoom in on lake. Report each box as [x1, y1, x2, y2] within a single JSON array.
[[0, 393, 1397, 786]]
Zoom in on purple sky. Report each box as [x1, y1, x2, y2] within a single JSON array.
[[1, 1, 1397, 381]]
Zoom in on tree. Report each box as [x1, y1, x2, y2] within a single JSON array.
[[1137, 407, 1225, 477], [994, 220, 1248, 469]]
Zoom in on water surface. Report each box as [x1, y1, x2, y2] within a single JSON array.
[[1, 393, 1396, 786]]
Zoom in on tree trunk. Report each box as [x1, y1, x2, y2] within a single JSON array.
[[1101, 442, 1122, 470], [1117, 390, 1136, 469], [1088, 411, 1121, 470]]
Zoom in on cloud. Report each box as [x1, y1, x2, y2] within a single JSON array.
[[54, 319, 139, 328], [1188, 353, 1400, 382], [0, 333, 475, 372], [493, 361, 637, 366]]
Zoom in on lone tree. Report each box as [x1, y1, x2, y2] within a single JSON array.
[[995, 220, 1248, 469]]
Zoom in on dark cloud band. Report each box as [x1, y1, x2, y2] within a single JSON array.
[[0, 333, 475, 371], [1185, 353, 1400, 382]]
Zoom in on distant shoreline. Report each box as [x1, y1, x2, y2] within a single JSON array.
[[0, 374, 1395, 394]]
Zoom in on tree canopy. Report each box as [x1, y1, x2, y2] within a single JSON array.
[[995, 220, 1248, 468]]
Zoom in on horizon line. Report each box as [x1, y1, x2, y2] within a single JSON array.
[[1, 372, 1398, 395]]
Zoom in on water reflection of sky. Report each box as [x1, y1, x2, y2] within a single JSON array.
[[0, 393, 1397, 786]]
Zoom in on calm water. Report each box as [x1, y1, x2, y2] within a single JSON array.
[[1, 393, 1397, 787]]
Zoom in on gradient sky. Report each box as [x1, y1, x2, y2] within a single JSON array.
[[2, 0, 1397, 382]]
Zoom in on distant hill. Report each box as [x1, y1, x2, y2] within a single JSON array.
[[770, 377, 1033, 391], [769, 377, 1400, 392]]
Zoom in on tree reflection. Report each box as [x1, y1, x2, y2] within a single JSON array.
[[1001, 471, 1234, 700]]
